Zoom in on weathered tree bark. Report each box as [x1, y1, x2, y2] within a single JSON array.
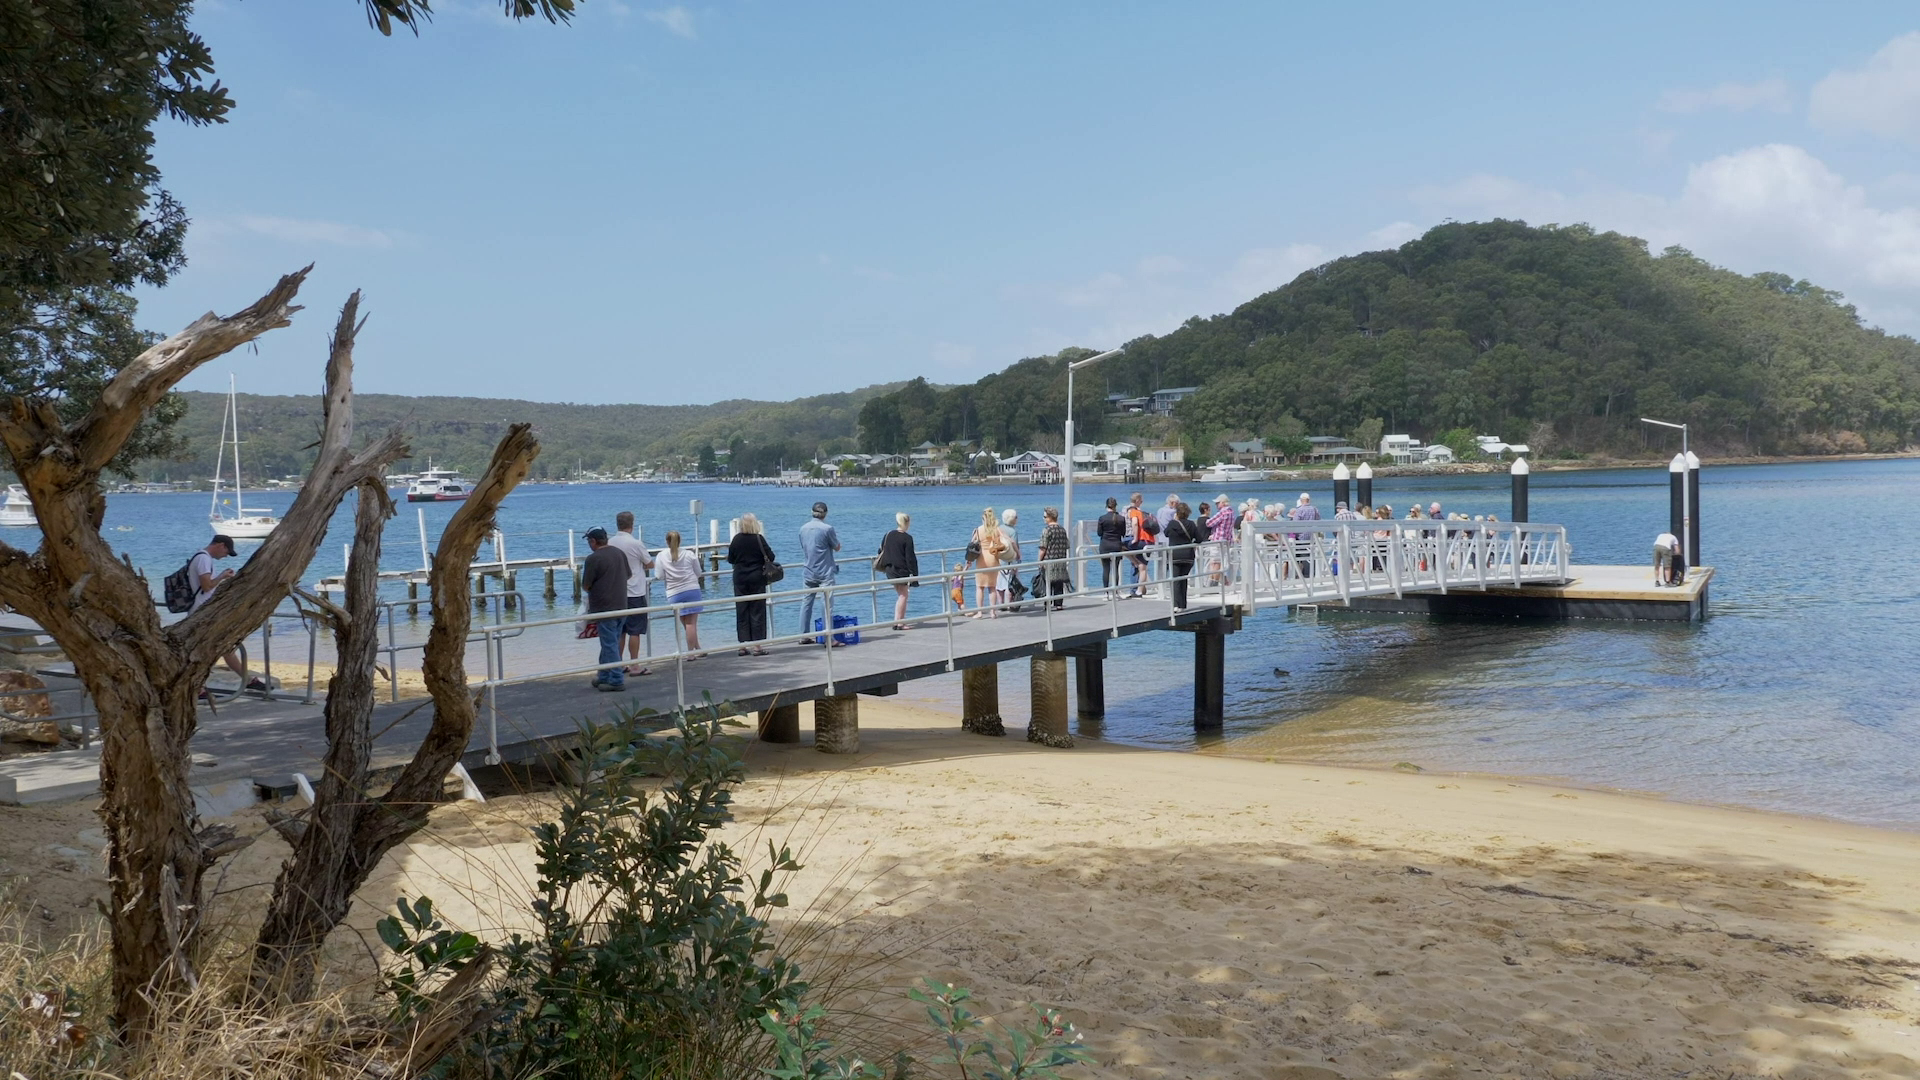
[[0, 272, 412, 1037], [250, 424, 538, 1002]]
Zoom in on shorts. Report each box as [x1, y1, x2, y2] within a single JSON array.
[[667, 588, 703, 616], [621, 597, 648, 636]]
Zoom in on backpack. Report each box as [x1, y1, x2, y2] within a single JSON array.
[[162, 559, 197, 614], [1141, 514, 1161, 538]]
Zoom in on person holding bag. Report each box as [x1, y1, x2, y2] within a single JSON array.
[[1037, 506, 1070, 610], [876, 512, 920, 630], [725, 513, 777, 655], [1164, 501, 1205, 612]]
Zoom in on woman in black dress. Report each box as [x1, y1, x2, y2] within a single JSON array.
[[725, 512, 777, 655], [1095, 496, 1128, 593], [1164, 501, 1204, 612], [876, 512, 919, 629]]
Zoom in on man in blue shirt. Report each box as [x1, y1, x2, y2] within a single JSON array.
[[798, 501, 841, 644]]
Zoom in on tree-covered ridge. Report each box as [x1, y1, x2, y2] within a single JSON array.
[[145, 382, 909, 481], [860, 221, 1920, 458]]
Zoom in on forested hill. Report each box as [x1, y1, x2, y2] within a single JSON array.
[[142, 382, 906, 481], [856, 220, 1920, 458]]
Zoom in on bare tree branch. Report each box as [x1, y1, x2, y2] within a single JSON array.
[[373, 423, 538, 840], [174, 292, 409, 672], [72, 267, 312, 474]]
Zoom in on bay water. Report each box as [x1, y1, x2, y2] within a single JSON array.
[[76, 458, 1920, 829]]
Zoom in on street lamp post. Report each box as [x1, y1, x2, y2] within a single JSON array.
[[1063, 348, 1124, 543], [1640, 417, 1689, 565]]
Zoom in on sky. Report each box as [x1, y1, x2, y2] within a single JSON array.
[[139, 2, 1920, 404]]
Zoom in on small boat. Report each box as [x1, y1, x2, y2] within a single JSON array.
[[209, 376, 280, 539], [0, 484, 37, 528], [1199, 462, 1265, 483], [406, 465, 473, 502]]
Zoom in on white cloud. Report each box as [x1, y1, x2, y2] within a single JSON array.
[[1220, 245, 1326, 300], [1657, 77, 1793, 114], [1810, 31, 1920, 142], [930, 341, 976, 372], [1363, 221, 1422, 249], [644, 5, 695, 38], [1408, 144, 1920, 333], [234, 215, 396, 249]]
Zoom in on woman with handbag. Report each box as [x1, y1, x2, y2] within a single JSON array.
[[875, 512, 919, 630], [969, 507, 1006, 618], [725, 513, 778, 655], [1164, 501, 1204, 612]]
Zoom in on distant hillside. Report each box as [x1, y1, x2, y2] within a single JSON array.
[[856, 220, 1920, 459], [142, 382, 909, 481]]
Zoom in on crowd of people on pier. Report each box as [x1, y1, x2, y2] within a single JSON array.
[[568, 489, 1518, 691]]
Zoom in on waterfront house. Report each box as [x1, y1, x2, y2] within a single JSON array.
[[1380, 434, 1425, 464], [1141, 445, 1187, 477], [1227, 438, 1285, 467]]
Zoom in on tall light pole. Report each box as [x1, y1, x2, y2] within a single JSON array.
[[1640, 417, 1689, 564], [1063, 347, 1124, 542]]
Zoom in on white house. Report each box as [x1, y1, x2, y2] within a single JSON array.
[[1070, 441, 1137, 475], [994, 450, 1060, 477], [1473, 435, 1532, 460], [1380, 434, 1424, 464], [1423, 445, 1456, 464]]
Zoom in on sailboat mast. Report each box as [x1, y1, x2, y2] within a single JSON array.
[[228, 375, 246, 512], [211, 377, 232, 522]]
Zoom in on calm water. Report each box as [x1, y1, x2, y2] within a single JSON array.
[[81, 458, 1920, 829]]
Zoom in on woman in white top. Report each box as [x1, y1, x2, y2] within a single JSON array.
[[656, 530, 706, 658], [995, 507, 1021, 608]]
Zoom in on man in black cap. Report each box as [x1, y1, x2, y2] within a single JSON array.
[[580, 526, 628, 691], [192, 534, 260, 693]]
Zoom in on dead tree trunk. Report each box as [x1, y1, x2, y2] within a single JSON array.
[[0, 272, 409, 1037], [250, 424, 538, 1002]]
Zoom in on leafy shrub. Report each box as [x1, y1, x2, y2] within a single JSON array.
[[380, 705, 808, 1079]]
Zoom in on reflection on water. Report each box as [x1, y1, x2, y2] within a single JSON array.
[[94, 457, 1920, 829]]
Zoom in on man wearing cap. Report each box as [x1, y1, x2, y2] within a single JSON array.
[[192, 534, 257, 692], [580, 527, 628, 691], [797, 501, 841, 644]]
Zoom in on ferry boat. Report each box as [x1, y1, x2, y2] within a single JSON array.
[[1199, 462, 1265, 483], [0, 484, 37, 528], [406, 466, 473, 502]]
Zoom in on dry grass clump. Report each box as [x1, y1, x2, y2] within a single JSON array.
[[0, 899, 398, 1080]]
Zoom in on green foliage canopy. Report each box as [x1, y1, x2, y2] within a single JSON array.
[[855, 221, 1920, 457]]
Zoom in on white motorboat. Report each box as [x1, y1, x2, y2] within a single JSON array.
[[406, 465, 473, 502], [209, 376, 280, 539], [1199, 462, 1265, 483], [0, 484, 36, 528]]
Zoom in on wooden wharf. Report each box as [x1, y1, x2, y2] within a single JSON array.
[[0, 518, 1715, 806]]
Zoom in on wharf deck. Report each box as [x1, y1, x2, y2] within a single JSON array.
[[0, 591, 1228, 804], [1337, 565, 1712, 621]]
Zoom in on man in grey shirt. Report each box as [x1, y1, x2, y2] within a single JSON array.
[[798, 501, 841, 644]]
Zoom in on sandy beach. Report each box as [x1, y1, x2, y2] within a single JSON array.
[[6, 700, 1918, 1078]]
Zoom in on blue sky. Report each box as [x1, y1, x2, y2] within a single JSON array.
[[141, 2, 1920, 403]]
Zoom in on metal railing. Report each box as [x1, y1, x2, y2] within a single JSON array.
[[1232, 519, 1570, 609]]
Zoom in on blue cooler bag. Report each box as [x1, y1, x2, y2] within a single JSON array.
[[813, 614, 861, 645]]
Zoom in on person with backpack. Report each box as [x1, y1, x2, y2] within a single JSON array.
[[177, 535, 259, 694], [1122, 491, 1157, 598]]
